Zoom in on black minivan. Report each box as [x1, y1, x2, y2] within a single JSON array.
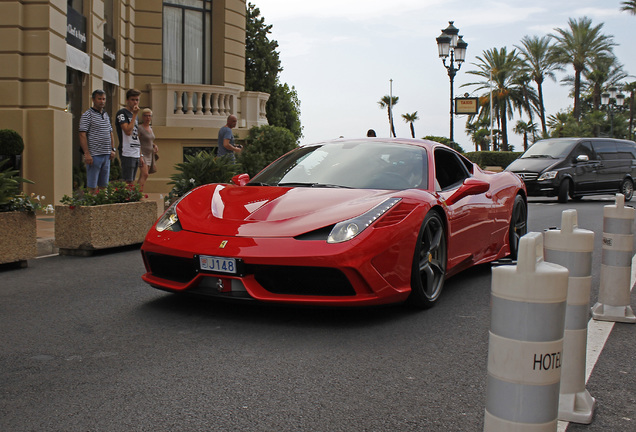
[[506, 137, 636, 203]]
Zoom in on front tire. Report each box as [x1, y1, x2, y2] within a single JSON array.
[[408, 211, 447, 308], [558, 180, 570, 203], [508, 195, 528, 260], [621, 178, 634, 201]]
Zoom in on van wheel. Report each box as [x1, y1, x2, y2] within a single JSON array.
[[558, 180, 570, 203], [621, 178, 634, 201]]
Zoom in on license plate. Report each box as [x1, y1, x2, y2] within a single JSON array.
[[199, 255, 238, 274]]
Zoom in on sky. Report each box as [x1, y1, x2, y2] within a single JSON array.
[[251, 0, 636, 151]]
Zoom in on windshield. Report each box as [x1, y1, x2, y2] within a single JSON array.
[[521, 138, 578, 159], [249, 140, 428, 190]]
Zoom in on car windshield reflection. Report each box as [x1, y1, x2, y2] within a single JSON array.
[[250, 140, 428, 190]]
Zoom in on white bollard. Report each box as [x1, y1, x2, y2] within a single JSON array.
[[484, 232, 569, 432], [591, 194, 636, 323], [543, 209, 596, 424]]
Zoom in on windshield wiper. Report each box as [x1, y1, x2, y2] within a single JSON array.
[[523, 154, 556, 159], [312, 183, 352, 189], [277, 182, 317, 187], [276, 182, 351, 188], [246, 182, 271, 186]]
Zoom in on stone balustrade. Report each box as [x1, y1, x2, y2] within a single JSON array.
[[148, 83, 269, 129]]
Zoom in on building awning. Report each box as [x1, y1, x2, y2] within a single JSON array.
[[66, 44, 90, 74], [103, 64, 119, 86]]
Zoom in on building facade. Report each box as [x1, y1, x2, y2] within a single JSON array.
[[0, 0, 268, 202]]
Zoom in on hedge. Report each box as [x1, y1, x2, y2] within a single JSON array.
[[464, 151, 522, 169]]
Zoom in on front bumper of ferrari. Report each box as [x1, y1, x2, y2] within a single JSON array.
[[141, 227, 416, 306]]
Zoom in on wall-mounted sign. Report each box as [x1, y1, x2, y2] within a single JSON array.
[[103, 36, 117, 68], [67, 6, 87, 52], [455, 97, 479, 115]]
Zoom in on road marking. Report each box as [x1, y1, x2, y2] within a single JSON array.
[[557, 254, 636, 431]]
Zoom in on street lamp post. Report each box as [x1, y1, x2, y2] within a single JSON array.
[[436, 21, 467, 143], [601, 86, 625, 137]]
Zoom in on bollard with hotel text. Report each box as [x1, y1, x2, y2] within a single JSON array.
[[484, 232, 569, 432], [544, 209, 596, 424], [591, 193, 636, 323]]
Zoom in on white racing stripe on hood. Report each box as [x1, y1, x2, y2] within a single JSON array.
[[211, 185, 225, 218]]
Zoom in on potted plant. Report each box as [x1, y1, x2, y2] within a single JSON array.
[[55, 181, 158, 256], [0, 159, 39, 267], [166, 151, 239, 205], [0, 129, 25, 181]]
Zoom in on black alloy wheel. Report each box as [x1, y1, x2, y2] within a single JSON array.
[[508, 195, 528, 260], [621, 178, 634, 201], [408, 211, 447, 308]]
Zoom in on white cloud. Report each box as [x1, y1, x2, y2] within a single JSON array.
[[251, 0, 636, 147], [254, 0, 445, 22]]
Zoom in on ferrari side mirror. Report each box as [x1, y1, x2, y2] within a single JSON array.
[[232, 173, 250, 186], [445, 178, 489, 205]]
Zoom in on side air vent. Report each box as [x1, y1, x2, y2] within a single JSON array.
[[374, 202, 417, 228]]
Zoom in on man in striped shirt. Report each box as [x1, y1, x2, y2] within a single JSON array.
[[79, 89, 116, 192]]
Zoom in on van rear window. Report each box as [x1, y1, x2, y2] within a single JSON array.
[[616, 142, 636, 159]]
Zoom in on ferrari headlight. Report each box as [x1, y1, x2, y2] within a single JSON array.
[[155, 207, 181, 232], [537, 171, 558, 181], [155, 194, 190, 232], [327, 198, 401, 243]]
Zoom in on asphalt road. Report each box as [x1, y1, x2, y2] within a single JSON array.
[[1, 195, 635, 431]]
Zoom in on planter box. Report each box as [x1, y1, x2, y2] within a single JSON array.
[[0, 211, 37, 266], [55, 201, 157, 255]]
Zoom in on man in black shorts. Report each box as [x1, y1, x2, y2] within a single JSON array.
[[115, 88, 144, 184]]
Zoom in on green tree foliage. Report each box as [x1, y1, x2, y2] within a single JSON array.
[[0, 129, 25, 155], [423, 135, 465, 153], [546, 109, 629, 139], [401, 112, 419, 138], [464, 47, 536, 151], [515, 35, 558, 135], [620, 1, 636, 14], [60, 181, 143, 207], [0, 159, 30, 207], [462, 17, 631, 148], [266, 83, 302, 141], [246, 3, 302, 141], [550, 17, 616, 120], [168, 152, 239, 199], [378, 95, 399, 137], [466, 117, 495, 151], [513, 120, 538, 151], [239, 125, 298, 177], [464, 151, 522, 169]]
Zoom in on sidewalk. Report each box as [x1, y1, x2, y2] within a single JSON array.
[[36, 193, 165, 257]]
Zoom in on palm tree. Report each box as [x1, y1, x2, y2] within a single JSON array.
[[465, 117, 492, 151], [515, 35, 558, 136], [562, 56, 629, 110], [624, 81, 636, 140], [378, 95, 399, 137], [621, 1, 636, 14], [547, 111, 571, 137], [463, 47, 535, 151], [401, 112, 419, 138], [550, 17, 616, 121], [514, 120, 537, 151]]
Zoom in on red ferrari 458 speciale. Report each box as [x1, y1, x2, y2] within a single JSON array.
[[141, 138, 527, 308]]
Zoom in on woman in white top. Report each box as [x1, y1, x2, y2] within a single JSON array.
[[137, 108, 158, 191]]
